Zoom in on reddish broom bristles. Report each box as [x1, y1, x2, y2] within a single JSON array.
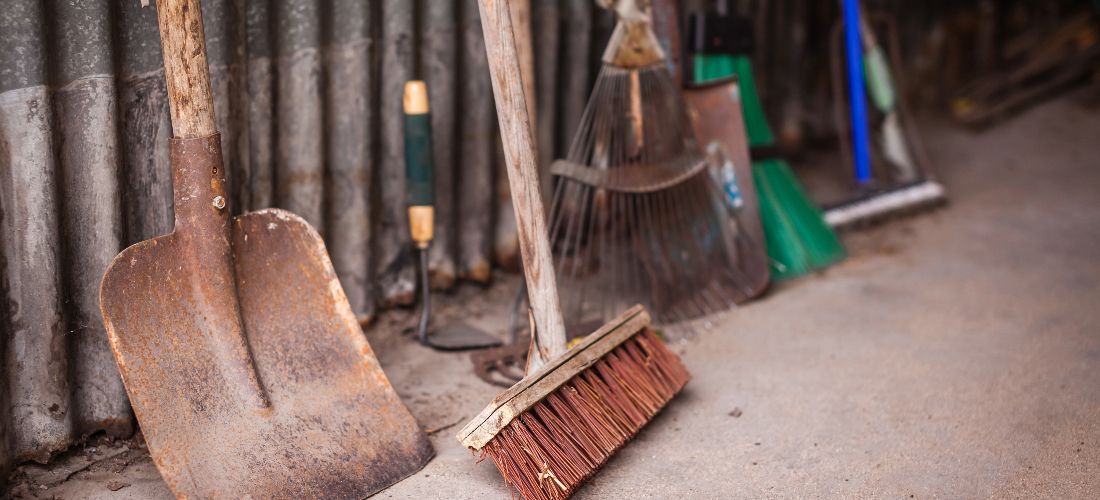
[[483, 329, 691, 500]]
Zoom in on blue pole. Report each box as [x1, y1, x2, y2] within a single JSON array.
[[843, 0, 873, 184]]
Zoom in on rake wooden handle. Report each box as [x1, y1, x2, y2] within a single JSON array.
[[477, 0, 566, 370], [156, 0, 217, 139]]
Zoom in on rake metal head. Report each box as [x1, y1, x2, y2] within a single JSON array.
[[547, 45, 764, 334]]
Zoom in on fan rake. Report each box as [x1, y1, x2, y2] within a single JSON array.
[[546, 2, 763, 335]]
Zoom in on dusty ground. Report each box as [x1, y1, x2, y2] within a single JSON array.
[[4, 94, 1099, 499]]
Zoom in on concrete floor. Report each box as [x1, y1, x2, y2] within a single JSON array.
[[5, 95, 1100, 499]]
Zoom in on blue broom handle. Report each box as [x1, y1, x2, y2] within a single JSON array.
[[843, 0, 873, 184]]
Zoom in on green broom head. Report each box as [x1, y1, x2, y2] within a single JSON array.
[[753, 159, 846, 280]]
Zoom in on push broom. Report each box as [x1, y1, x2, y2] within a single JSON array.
[[457, 1, 691, 499], [824, 1, 947, 229]]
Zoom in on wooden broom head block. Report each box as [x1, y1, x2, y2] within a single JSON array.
[[404, 81, 430, 115], [459, 304, 692, 500], [459, 304, 676, 450], [457, 306, 651, 450]]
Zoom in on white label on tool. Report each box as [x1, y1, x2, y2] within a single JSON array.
[[707, 142, 744, 210]]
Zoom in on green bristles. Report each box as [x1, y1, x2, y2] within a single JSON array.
[[753, 160, 846, 280]]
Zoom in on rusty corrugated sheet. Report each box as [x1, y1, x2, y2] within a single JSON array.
[[52, 0, 133, 444], [457, 0, 496, 284], [0, 0, 616, 482], [423, 0, 460, 291], [377, 0, 417, 306], [1, 0, 73, 472]]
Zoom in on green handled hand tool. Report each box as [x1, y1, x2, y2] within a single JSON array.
[[404, 81, 502, 350]]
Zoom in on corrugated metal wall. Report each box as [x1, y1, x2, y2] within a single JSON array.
[[0, 0, 620, 477]]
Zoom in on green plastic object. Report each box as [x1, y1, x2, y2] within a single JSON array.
[[863, 46, 896, 113], [753, 160, 846, 280], [693, 53, 844, 280], [694, 54, 774, 147], [403, 112, 434, 206]]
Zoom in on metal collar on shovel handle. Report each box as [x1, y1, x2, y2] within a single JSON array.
[[404, 81, 502, 351], [168, 134, 269, 410], [99, 1, 432, 498]]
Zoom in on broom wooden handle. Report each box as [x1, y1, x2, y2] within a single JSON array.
[[477, 0, 567, 369], [156, 0, 217, 139]]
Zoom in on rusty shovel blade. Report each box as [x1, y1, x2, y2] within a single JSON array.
[[100, 135, 432, 499]]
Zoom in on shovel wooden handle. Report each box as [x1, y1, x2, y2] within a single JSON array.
[[156, 0, 217, 139], [477, 0, 566, 369]]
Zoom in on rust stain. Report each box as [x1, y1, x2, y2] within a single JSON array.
[[461, 260, 493, 284]]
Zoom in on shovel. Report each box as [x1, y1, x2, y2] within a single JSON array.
[[98, 1, 432, 498]]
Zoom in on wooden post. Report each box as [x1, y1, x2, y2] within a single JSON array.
[[510, 0, 537, 127], [493, 0, 536, 273], [157, 0, 218, 138], [476, 0, 567, 368]]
